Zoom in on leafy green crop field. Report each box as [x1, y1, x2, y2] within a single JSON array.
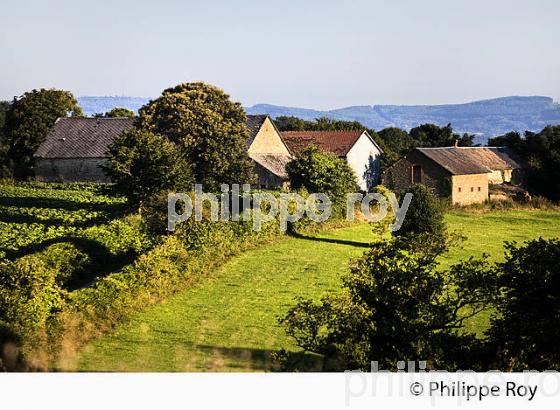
[[0, 182, 154, 290], [76, 209, 560, 372], [0, 182, 127, 259]]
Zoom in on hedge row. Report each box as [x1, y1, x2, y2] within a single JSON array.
[[0, 212, 291, 370]]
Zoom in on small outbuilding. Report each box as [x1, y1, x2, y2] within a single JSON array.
[[34, 117, 134, 182], [382, 146, 525, 205]]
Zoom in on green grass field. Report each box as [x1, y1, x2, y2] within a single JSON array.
[[76, 210, 560, 372]]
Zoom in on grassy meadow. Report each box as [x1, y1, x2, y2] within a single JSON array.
[[76, 209, 560, 372]]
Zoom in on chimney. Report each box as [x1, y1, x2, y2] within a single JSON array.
[[454, 139, 459, 147]]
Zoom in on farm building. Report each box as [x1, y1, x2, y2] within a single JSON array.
[[281, 130, 383, 191], [246, 115, 292, 189], [34, 117, 134, 182], [34, 115, 293, 187], [381, 146, 525, 205]]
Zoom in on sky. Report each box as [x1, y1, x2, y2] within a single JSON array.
[[0, 0, 559, 109]]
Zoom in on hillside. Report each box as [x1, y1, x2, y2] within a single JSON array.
[[247, 96, 560, 144], [77, 96, 151, 116], [78, 95, 560, 144]]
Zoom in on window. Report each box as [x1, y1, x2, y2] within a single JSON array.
[[478, 187, 481, 192], [412, 165, 422, 184], [458, 187, 462, 193], [471, 187, 474, 192]]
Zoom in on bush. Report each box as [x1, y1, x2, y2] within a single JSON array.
[[105, 128, 194, 209], [395, 184, 446, 237], [487, 238, 560, 370], [286, 146, 358, 218], [0, 242, 90, 368], [278, 235, 497, 371]]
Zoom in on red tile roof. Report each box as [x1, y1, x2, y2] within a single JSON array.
[[281, 130, 364, 157]]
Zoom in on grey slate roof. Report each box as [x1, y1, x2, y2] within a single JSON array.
[[34, 117, 134, 159], [416, 146, 523, 175]]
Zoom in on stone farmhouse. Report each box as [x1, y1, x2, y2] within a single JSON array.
[[281, 130, 383, 191], [34, 115, 293, 188], [382, 146, 525, 205], [34, 117, 134, 182]]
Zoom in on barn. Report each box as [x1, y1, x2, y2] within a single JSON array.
[[34, 117, 134, 182], [281, 130, 383, 191], [382, 146, 525, 205], [246, 115, 293, 189], [34, 115, 293, 187]]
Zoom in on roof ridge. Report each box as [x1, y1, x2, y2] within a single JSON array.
[[417, 146, 508, 150], [282, 129, 363, 133]]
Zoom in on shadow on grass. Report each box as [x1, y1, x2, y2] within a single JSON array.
[[188, 345, 335, 372], [0, 195, 126, 215], [0, 210, 119, 228], [287, 230, 370, 248], [193, 345, 327, 371]]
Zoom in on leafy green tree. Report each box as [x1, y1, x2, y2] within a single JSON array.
[[395, 184, 446, 238], [96, 107, 136, 118], [489, 126, 560, 200], [274, 116, 315, 131], [409, 123, 474, 148], [274, 116, 365, 132], [487, 238, 560, 370], [278, 234, 496, 371], [0, 101, 11, 175], [138, 82, 255, 190], [377, 127, 414, 157], [4, 89, 83, 177], [286, 146, 357, 215], [105, 128, 194, 209]]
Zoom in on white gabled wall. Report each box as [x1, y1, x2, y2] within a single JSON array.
[[345, 132, 382, 191]]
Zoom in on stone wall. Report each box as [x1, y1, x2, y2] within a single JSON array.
[[35, 158, 110, 183], [248, 117, 290, 156], [253, 162, 287, 189], [451, 173, 489, 205], [382, 150, 452, 197]]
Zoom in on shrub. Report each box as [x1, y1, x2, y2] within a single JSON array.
[[286, 146, 358, 217], [395, 184, 445, 237], [487, 238, 560, 370], [0, 242, 90, 368], [105, 128, 194, 209], [278, 235, 497, 371]]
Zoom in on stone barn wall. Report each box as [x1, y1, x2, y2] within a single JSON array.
[[451, 173, 489, 205], [253, 162, 288, 189], [35, 158, 110, 183], [382, 150, 452, 197]]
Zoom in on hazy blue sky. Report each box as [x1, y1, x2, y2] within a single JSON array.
[[0, 0, 558, 108]]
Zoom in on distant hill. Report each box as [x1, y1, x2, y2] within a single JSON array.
[[78, 96, 151, 117], [247, 96, 560, 144], [78, 95, 560, 144]]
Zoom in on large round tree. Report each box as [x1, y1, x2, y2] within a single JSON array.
[[5, 88, 83, 177], [138, 82, 255, 190]]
